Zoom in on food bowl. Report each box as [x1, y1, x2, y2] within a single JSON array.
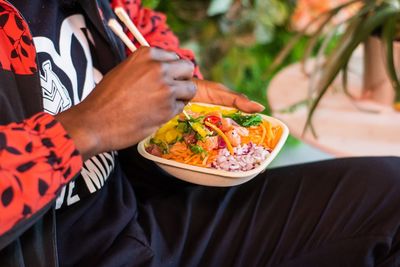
[[137, 103, 289, 187]]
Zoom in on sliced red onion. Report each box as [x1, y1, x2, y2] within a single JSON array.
[[218, 136, 226, 149], [211, 143, 270, 172]]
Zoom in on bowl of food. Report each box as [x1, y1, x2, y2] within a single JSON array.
[[138, 103, 289, 186]]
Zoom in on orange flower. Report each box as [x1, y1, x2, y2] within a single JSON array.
[[291, 0, 361, 34]]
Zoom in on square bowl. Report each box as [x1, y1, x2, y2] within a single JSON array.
[[137, 104, 289, 187]]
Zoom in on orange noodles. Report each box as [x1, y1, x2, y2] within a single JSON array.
[[160, 122, 282, 168], [148, 105, 283, 168], [240, 121, 281, 150], [162, 145, 219, 167]]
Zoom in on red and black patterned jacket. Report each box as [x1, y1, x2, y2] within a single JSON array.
[[0, 0, 201, 266]]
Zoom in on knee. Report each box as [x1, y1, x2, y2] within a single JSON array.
[[342, 156, 400, 194]]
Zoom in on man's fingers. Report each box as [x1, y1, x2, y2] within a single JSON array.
[[219, 91, 265, 113], [217, 90, 263, 113], [135, 47, 193, 80], [170, 80, 197, 101], [233, 96, 265, 113], [150, 47, 180, 62], [162, 60, 194, 80], [192, 79, 265, 113], [173, 100, 186, 117]]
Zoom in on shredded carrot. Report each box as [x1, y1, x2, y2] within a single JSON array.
[[202, 155, 209, 166], [264, 121, 274, 147], [155, 114, 282, 168], [258, 123, 267, 145], [184, 154, 198, 164], [204, 121, 234, 155], [271, 126, 283, 149]]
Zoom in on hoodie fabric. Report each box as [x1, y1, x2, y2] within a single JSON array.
[[0, 0, 199, 266]]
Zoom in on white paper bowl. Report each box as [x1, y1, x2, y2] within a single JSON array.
[[138, 107, 289, 187]]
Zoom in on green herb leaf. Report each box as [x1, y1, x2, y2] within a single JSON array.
[[177, 121, 191, 134], [190, 145, 206, 154], [189, 116, 204, 123], [195, 132, 205, 141], [225, 112, 263, 127]]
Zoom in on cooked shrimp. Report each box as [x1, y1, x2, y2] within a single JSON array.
[[226, 129, 241, 147], [234, 126, 249, 136], [220, 118, 234, 132]]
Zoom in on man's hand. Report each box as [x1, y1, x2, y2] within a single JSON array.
[[56, 47, 196, 160], [192, 79, 265, 113]]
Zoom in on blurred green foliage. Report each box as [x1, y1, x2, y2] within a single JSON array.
[[143, 0, 307, 146]]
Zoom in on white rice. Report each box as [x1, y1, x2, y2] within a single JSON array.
[[211, 142, 270, 172]]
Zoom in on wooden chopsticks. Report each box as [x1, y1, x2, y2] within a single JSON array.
[[114, 7, 150, 47], [107, 7, 149, 52], [107, 19, 137, 52]]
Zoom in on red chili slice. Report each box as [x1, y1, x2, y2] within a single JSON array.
[[204, 115, 222, 129]]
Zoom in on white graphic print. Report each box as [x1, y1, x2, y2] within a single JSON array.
[[34, 14, 99, 104], [41, 60, 72, 115], [33, 15, 116, 209]]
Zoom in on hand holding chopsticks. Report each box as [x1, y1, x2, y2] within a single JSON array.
[[108, 6, 194, 120], [65, 6, 196, 160], [107, 5, 264, 118]]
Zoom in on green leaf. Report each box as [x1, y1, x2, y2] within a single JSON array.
[[207, 0, 233, 16], [254, 23, 274, 44], [301, 1, 376, 75], [383, 17, 400, 102], [142, 0, 161, 9], [303, 6, 400, 135], [177, 121, 191, 134], [341, 60, 351, 99], [267, 0, 363, 76], [266, 32, 304, 75], [190, 145, 206, 154], [225, 112, 263, 127]]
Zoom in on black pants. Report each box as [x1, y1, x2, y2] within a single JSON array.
[[124, 155, 400, 267]]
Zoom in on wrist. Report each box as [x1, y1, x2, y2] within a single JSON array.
[[55, 106, 100, 160]]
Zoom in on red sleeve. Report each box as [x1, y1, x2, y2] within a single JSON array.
[[111, 0, 203, 79], [0, 112, 83, 236]]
